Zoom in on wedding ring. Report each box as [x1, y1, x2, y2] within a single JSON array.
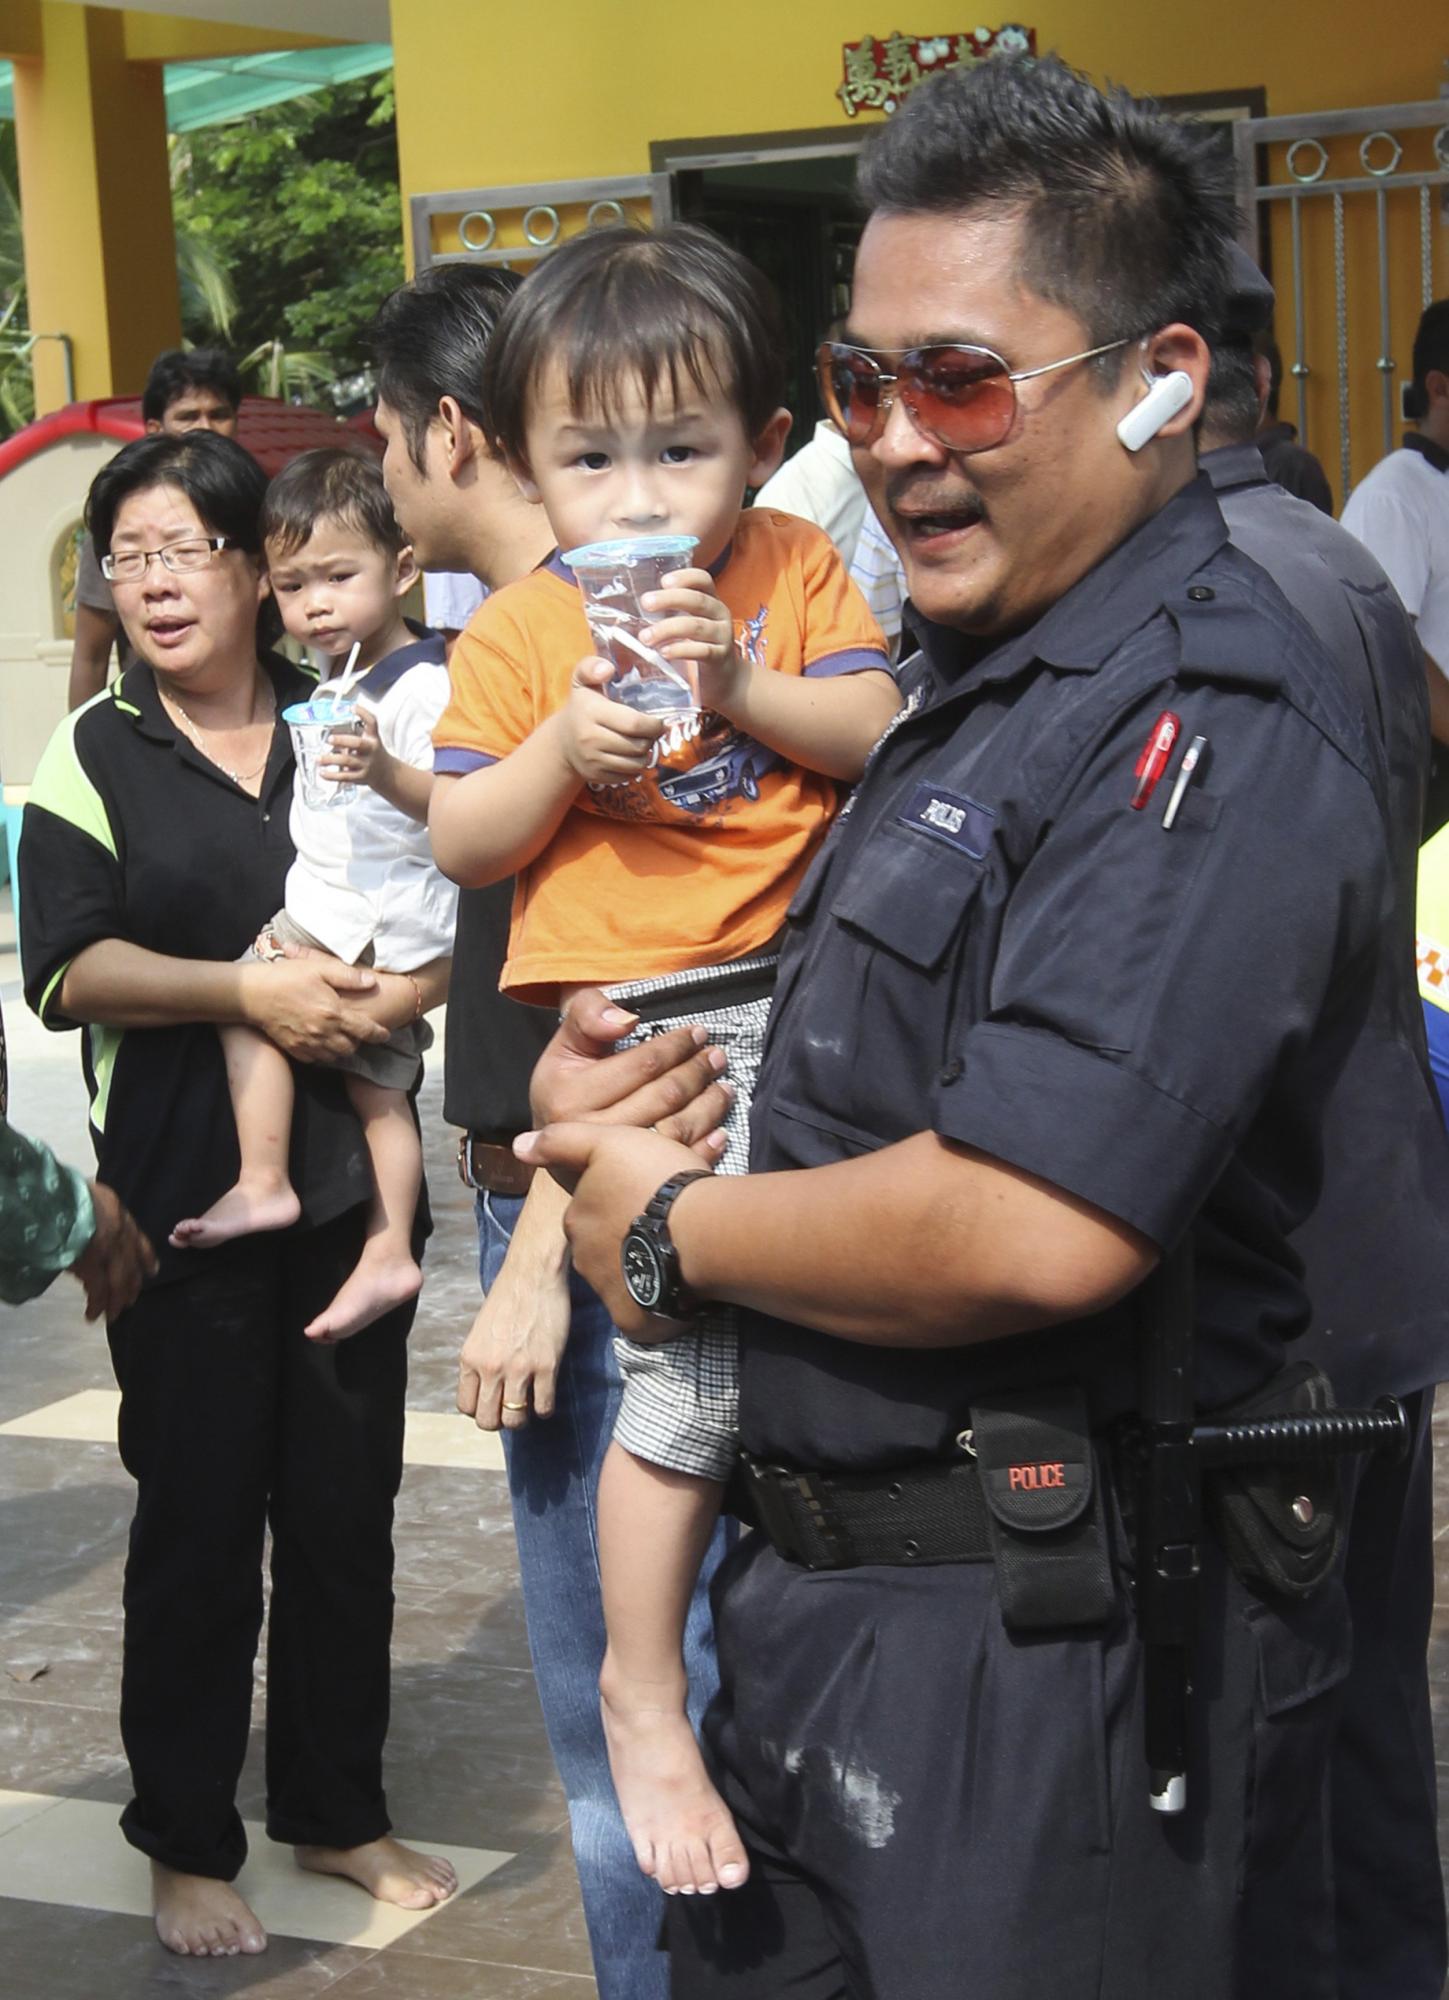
[[501, 1398, 529, 1412]]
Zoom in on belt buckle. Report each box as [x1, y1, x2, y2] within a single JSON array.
[[743, 1458, 855, 1571], [456, 1133, 479, 1191]]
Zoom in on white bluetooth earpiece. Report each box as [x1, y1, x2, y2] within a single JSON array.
[[1116, 370, 1195, 453]]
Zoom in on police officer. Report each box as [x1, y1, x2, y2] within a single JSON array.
[[1200, 263, 1449, 1999], [524, 60, 1396, 1998]]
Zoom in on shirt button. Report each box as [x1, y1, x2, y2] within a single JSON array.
[[262, 812, 270, 822], [1186, 585, 1215, 602], [939, 1057, 965, 1085]]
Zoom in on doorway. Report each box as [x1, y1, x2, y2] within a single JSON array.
[[653, 130, 864, 441]]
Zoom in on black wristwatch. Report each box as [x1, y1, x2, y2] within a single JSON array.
[[620, 1170, 713, 1320]]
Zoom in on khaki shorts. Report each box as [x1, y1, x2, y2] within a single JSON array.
[[247, 907, 432, 1093]]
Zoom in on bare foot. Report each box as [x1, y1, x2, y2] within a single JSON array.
[[151, 1861, 268, 1956], [600, 1670, 750, 1896], [295, 1836, 457, 1910], [303, 1250, 422, 1343], [170, 1173, 300, 1249]]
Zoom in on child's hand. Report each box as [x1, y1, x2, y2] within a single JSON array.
[[320, 705, 396, 795], [641, 568, 745, 714], [559, 656, 666, 786]]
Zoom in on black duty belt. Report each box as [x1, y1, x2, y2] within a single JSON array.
[[734, 1449, 994, 1570], [734, 1384, 1118, 1641]]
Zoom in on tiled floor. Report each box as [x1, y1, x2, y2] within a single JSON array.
[[0, 914, 600, 1998], [5, 885, 1449, 1998]]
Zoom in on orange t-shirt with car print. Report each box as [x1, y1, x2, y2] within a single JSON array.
[[433, 508, 891, 1005]]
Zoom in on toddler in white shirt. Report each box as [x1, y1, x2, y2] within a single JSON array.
[[172, 449, 457, 1341]]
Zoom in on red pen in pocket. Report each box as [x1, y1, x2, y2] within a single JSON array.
[[1131, 710, 1181, 810]]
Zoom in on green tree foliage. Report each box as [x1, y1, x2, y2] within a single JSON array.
[[170, 72, 402, 388]]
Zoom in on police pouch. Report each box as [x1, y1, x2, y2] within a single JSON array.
[[971, 1385, 1115, 1632], [1203, 1362, 1342, 1601]]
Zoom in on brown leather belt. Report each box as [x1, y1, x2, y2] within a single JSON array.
[[456, 1134, 536, 1197]]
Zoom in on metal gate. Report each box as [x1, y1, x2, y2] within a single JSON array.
[[1232, 97, 1449, 502]]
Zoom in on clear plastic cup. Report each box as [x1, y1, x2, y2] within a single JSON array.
[[283, 691, 360, 810], [561, 535, 701, 717]]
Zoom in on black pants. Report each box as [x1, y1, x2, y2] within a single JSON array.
[[106, 1208, 411, 1879], [1333, 1386, 1446, 1999], [668, 1532, 1350, 2000]]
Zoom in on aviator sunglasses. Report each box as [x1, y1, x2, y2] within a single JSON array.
[[816, 335, 1133, 455]]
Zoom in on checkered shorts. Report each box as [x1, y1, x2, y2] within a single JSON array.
[[606, 957, 774, 1482]]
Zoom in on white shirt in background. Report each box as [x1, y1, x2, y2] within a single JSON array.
[[423, 569, 488, 633], [754, 421, 868, 567], [1341, 440, 1449, 670], [849, 506, 909, 658]]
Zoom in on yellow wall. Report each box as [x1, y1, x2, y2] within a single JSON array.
[[13, 2, 182, 410], [392, 0, 1438, 191], [391, 0, 1445, 498]]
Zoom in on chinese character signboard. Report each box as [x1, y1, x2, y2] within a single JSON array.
[[837, 27, 1037, 117]]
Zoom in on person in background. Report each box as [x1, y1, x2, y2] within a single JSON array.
[[1252, 332, 1334, 513], [1419, 823, 1449, 1129], [68, 348, 244, 712], [1200, 250, 1449, 2000], [1342, 300, 1449, 833], [753, 327, 869, 565]]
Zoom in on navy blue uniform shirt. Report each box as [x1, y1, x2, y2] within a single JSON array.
[[1205, 441, 1449, 1401], [740, 476, 1392, 1473]]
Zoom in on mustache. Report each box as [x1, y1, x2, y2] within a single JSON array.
[[882, 477, 987, 522]]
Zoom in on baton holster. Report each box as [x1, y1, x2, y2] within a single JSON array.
[[971, 1384, 1115, 1632], [1202, 1361, 1343, 1600]]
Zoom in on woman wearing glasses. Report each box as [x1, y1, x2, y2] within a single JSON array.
[[18, 432, 455, 1958]]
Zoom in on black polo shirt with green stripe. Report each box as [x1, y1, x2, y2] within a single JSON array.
[[19, 656, 372, 1285]]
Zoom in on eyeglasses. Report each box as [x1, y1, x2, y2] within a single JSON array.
[[101, 535, 231, 583], [816, 337, 1133, 455]]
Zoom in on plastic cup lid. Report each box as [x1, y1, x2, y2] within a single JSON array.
[[282, 698, 354, 727], [560, 535, 699, 571]]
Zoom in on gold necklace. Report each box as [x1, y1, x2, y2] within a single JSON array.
[[161, 680, 276, 786]]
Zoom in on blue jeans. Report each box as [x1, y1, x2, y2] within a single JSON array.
[[477, 1192, 731, 2000]]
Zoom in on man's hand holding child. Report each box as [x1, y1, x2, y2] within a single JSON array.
[[559, 656, 666, 786]]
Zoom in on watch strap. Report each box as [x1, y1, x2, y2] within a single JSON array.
[[644, 1168, 715, 1225]]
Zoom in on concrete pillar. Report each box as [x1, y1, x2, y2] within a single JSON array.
[[11, 3, 181, 413]]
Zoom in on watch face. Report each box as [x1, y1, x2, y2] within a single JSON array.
[[622, 1230, 665, 1310]]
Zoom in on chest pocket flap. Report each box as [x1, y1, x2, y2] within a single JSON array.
[[830, 821, 988, 973]]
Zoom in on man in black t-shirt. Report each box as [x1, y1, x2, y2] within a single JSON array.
[[369, 268, 729, 2000]]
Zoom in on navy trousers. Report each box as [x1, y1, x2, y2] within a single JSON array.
[[669, 1533, 1351, 2000]]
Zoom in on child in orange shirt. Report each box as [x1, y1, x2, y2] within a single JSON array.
[[431, 224, 900, 1897]]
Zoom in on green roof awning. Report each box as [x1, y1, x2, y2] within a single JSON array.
[[0, 43, 391, 132]]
